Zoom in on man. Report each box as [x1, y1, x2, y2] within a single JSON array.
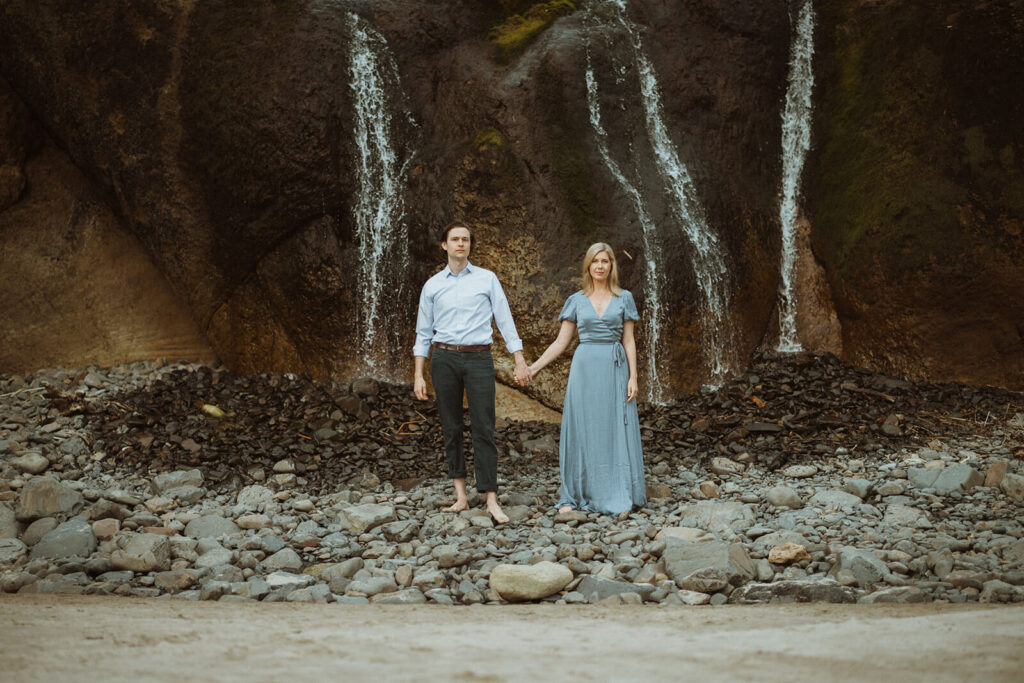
[[413, 221, 530, 524]]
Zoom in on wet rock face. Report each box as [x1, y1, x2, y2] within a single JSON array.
[[0, 0, 791, 399], [0, 0, 1020, 396], [806, 0, 1024, 390]]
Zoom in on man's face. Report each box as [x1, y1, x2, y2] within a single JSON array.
[[443, 227, 472, 260]]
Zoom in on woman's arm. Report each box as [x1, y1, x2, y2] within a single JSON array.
[[528, 320, 577, 376], [622, 320, 638, 401]]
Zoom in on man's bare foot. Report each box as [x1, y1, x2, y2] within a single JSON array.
[[558, 505, 574, 514], [443, 500, 470, 513], [486, 499, 509, 524]]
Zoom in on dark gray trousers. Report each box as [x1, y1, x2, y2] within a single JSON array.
[[430, 348, 498, 492]]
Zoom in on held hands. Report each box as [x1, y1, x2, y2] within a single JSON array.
[[627, 377, 638, 402], [513, 360, 533, 387]]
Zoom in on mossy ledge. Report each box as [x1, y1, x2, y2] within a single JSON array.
[[489, 1, 578, 64]]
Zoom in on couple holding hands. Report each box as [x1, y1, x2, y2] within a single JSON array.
[[413, 222, 646, 524]]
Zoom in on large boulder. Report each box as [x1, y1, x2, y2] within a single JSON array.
[[152, 469, 204, 494], [662, 540, 756, 589], [10, 452, 49, 475], [807, 490, 863, 509], [236, 485, 274, 508], [489, 561, 573, 602], [575, 576, 657, 603], [0, 502, 21, 538], [907, 465, 984, 493], [16, 478, 84, 521], [29, 516, 97, 560], [1000, 473, 1024, 502], [730, 578, 857, 604], [110, 532, 171, 572], [184, 515, 241, 539], [335, 504, 394, 534], [674, 502, 755, 534], [0, 538, 27, 566], [829, 546, 890, 588]]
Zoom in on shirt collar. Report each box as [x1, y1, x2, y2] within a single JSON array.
[[444, 260, 474, 278]]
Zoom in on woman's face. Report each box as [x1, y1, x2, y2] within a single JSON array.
[[589, 251, 611, 282]]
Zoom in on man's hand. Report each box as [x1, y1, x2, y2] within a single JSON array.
[[512, 351, 531, 387], [414, 376, 428, 400]]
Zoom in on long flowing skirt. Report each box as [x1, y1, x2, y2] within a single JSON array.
[[557, 342, 646, 514]]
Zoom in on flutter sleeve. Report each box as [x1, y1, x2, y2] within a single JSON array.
[[622, 290, 640, 322], [558, 293, 578, 323]]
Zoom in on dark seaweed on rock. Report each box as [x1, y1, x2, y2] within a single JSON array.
[[48, 352, 1022, 496]]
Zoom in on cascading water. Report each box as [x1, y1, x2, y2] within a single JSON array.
[[775, 1, 816, 353], [586, 0, 734, 388], [584, 57, 666, 403], [348, 13, 412, 372]]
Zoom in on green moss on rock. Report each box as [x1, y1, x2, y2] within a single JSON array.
[[807, 3, 979, 282], [473, 127, 505, 150], [489, 1, 577, 64]]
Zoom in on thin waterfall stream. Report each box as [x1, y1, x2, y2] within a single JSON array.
[[586, 0, 735, 390], [776, 1, 816, 353], [348, 13, 413, 373], [584, 56, 666, 403]]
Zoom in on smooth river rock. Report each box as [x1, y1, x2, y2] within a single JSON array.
[[489, 561, 573, 602]]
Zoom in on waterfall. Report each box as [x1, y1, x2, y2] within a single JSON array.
[[348, 13, 412, 371], [587, 0, 734, 388], [584, 58, 666, 403], [776, 1, 816, 353]]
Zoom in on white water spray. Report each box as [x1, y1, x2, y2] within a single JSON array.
[[585, 58, 666, 402], [776, 1, 816, 353], [589, 0, 734, 387], [348, 13, 411, 369]]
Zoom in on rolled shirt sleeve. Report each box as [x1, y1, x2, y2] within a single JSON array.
[[413, 283, 435, 358], [489, 271, 523, 355]]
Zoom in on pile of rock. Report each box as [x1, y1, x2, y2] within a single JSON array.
[[1, 354, 1022, 606]]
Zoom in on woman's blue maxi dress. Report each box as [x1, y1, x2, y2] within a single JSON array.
[[557, 290, 647, 514]]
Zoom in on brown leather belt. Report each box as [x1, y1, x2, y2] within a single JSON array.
[[433, 342, 490, 353]]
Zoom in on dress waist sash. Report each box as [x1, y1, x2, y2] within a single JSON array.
[[579, 341, 628, 423], [579, 341, 626, 367]]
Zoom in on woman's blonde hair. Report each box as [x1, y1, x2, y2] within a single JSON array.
[[581, 242, 622, 296]]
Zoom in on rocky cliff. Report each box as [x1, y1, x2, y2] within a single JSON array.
[[0, 0, 1020, 403], [805, 0, 1024, 388]]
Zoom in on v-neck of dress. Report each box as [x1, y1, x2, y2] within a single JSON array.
[[586, 292, 613, 319]]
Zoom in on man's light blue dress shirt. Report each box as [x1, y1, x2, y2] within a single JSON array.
[[413, 262, 523, 358]]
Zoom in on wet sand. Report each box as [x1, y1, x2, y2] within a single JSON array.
[[2, 596, 1022, 682]]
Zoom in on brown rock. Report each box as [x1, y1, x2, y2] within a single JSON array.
[[92, 518, 120, 541], [1001, 473, 1024, 502], [646, 483, 672, 499], [690, 418, 711, 432], [699, 481, 721, 499], [710, 458, 744, 476], [768, 542, 811, 565], [985, 461, 1008, 487]]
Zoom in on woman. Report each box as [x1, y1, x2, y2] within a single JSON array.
[[528, 243, 646, 515]]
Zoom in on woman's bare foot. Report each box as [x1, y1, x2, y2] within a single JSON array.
[[442, 500, 469, 513], [557, 505, 574, 514]]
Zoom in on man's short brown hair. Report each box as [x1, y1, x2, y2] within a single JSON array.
[[442, 220, 475, 249]]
